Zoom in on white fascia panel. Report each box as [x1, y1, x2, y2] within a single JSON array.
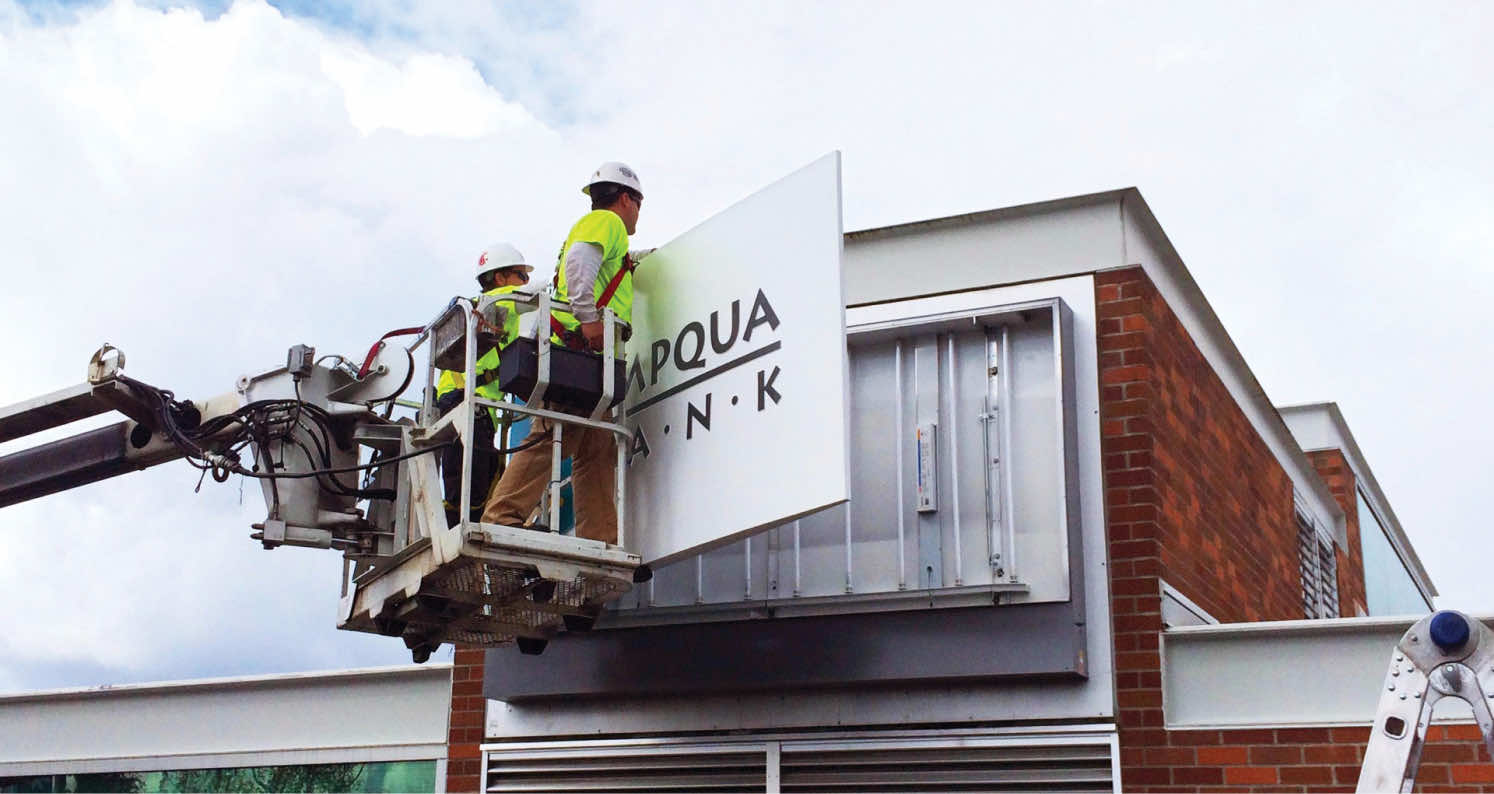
[[1163, 616, 1488, 728], [0, 665, 451, 767]]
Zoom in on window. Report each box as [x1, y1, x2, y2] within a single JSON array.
[[1358, 488, 1431, 616], [0, 761, 435, 794], [1296, 502, 1339, 619]]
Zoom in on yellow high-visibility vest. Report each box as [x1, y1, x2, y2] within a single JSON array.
[[436, 284, 523, 419], [552, 209, 633, 332]]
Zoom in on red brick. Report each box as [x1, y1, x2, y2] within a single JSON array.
[[1098, 296, 1144, 316], [1224, 766, 1279, 785], [1104, 441, 1153, 460], [1330, 727, 1371, 743], [1277, 727, 1334, 743], [1144, 746, 1195, 765], [448, 743, 482, 759], [451, 679, 483, 697], [1452, 763, 1494, 783], [1118, 689, 1163, 708], [1281, 766, 1335, 785], [1304, 744, 1360, 764], [1095, 269, 1136, 285], [1444, 724, 1485, 741], [1096, 284, 1122, 302], [1250, 745, 1302, 765], [1221, 729, 1278, 744], [1196, 745, 1249, 765], [1422, 743, 1477, 763], [1112, 575, 1159, 595], [1119, 707, 1163, 727], [1411, 762, 1448, 784], [1102, 364, 1151, 384], [1172, 766, 1223, 785], [1334, 765, 1362, 784], [1125, 728, 1168, 747], [1125, 766, 1172, 786], [1114, 613, 1161, 633], [1169, 730, 1223, 746], [450, 709, 484, 728], [450, 695, 486, 712]]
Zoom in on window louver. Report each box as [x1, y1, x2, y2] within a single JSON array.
[[780, 740, 1114, 792], [486, 745, 767, 793], [485, 732, 1116, 793]]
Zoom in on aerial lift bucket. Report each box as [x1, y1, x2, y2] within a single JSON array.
[[333, 292, 643, 660]]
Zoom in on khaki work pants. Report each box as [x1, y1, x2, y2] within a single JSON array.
[[479, 419, 617, 545]]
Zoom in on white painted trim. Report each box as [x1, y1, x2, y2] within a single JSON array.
[[1168, 613, 1483, 638], [0, 663, 451, 704], [0, 743, 446, 777], [1160, 579, 1219, 626], [481, 723, 1120, 754]]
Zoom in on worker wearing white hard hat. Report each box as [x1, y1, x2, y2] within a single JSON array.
[[480, 161, 655, 545], [435, 242, 532, 526]]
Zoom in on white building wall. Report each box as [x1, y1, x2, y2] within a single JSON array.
[[0, 665, 450, 776]]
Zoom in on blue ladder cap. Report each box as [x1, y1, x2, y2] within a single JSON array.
[[1429, 611, 1470, 650]]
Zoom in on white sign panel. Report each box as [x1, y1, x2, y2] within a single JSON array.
[[624, 153, 848, 565]]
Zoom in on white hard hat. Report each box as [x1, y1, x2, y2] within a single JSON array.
[[581, 161, 643, 197], [475, 242, 532, 282]]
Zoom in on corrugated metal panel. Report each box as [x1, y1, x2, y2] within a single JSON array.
[[484, 730, 1116, 793]]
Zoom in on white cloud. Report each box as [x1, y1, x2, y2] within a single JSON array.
[[0, 0, 584, 689], [320, 48, 537, 138]]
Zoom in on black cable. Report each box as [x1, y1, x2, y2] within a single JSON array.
[[229, 439, 457, 480]]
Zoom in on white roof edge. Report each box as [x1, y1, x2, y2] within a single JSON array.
[[0, 663, 452, 703], [845, 187, 1135, 241], [1277, 402, 1438, 599], [1167, 612, 1482, 639], [1115, 191, 1347, 542]]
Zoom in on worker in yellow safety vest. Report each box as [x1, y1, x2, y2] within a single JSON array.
[[480, 161, 652, 544], [437, 242, 532, 526]]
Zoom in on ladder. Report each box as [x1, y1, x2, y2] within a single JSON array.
[[1357, 610, 1494, 792]]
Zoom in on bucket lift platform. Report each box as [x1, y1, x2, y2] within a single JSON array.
[[339, 522, 640, 660], [335, 292, 643, 660]]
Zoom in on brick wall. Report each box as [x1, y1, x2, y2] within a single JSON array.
[[1307, 448, 1368, 617], [445, 646, 487, 793], [1098, 268, 1493, 791], [1135, 726, 1493, 792]]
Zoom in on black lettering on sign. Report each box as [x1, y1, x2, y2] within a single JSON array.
[[757, 366, 782, 411], [649, 338, 670, 386], [629, 426, 650, 463], [627, 357, 647, 396], [674, 321, 706, 371], [710, 300, 740, 354], [687, 393, 712, 439], [743, 288, 781, 343]]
